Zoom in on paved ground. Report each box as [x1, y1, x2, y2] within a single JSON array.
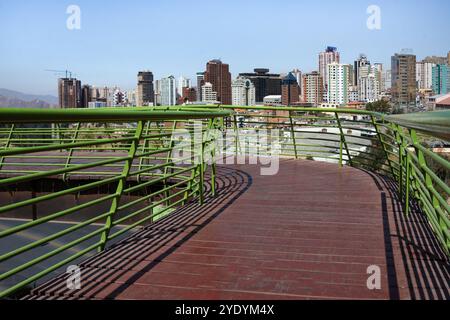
[[24, 159, 450, 300]]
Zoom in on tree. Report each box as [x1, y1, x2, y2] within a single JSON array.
[[365, 100, 391, 114]]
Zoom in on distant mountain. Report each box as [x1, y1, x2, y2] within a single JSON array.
[[0, 88, 58, 106], [0, 95, 53, 109]]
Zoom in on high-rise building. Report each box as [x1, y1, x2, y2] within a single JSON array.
[[231, 76, 256, 106], [196, 72, 205, 101], [125, 89, 137, 106], [90, 86, 100, 100], [177, 76, 191, 97], [416, 61, 436, 90], [423, 55, 447, 65], [327, 63, 349, 106], [281, 72, 300, 106], [354, 54, 371, 86], [373, 63, 384, 92], [291, 69, 302, 95], [58, 78, 82, 108], [201, 82, 218, 103], [359, 66, 380, 103], [137, 71, 154, 106], [160, 75, 177, 106], [154, 79, 161, 105], [319, 46, 340, 88], [81, 84, 91, 108], [301, 71, 323, 106], [112, 88, 125, 106], [238, 69, 282, 103], [384, 70, 392, 90], [391, 53, 417, 107], [204, 59, 232, 105], [432, 64, 450, 95]]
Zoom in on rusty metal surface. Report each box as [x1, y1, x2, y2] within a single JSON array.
[[24, 160, 450, 300]]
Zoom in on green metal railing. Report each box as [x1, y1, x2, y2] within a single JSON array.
[[208, 105, 449, 256], [0, 107, 228, 298], [0, 105, 449, 299]]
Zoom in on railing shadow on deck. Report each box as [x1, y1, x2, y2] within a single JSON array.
[[25, 166, 252, 299], [363, 170, 450, 300]]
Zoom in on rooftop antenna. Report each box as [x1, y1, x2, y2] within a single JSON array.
[[400, 48, 413, 55]]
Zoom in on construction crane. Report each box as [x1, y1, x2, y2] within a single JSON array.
[[45, 69, 77, 79]]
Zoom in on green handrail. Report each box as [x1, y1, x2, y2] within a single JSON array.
[[0, 106, 449, 299], [0, 107, 229, 298]]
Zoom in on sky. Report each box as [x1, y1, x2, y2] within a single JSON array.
[[0, 0, 449, 96]]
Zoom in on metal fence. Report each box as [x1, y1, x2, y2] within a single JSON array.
[[0, 107, 228, 298], [0, 105, 448, 298]]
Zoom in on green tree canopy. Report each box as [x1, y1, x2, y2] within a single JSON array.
[[365, 100, 391, 114]]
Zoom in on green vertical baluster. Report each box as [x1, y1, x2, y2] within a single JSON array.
[[393, 124, 403, 200], [0, 124, 15, 170], [289, 110, 298, 159], [62, 122, 81, 182], [405, 152, 411, 216], [410, 129, 447, 253], [233, 115, 240, 155], [137, 121, 151, 183], [371, 115, 395, 177], [335, 112, 352, 167], [98, 120, 144, 252]]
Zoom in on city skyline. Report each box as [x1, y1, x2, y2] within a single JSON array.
[[1, 0, 450, 95]]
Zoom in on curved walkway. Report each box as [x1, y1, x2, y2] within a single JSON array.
[[26, 159, 449, 300]]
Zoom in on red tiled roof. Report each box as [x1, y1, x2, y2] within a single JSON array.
[[437, 96, 450, 106]]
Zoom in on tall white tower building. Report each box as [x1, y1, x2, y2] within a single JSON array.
[[160, 75, 177, 106], [319, 47, 340, 88], [327, 63, 349, 105], [358, 65, 381, 102], [231, 77, 256, 106], [416, 61, 435, 90]]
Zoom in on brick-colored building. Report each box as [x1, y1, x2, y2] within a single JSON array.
[[204, 59, 232, 105], [181, 87, 197, 104], [281, 72, 300, 106]]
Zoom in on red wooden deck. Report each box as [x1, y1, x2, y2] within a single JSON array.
[[25, 159, 449, 300]]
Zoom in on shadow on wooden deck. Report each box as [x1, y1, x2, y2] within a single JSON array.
[[24, 160, 449, 300]]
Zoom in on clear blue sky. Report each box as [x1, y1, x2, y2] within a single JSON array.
[[1, 0, 449, 95]]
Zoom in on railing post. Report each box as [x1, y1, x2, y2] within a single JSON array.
[[405, 152, 411, 216], [137, 120, 152, 183], [393, 124, 405, 201], [98, 120, 144, 252], [62, 122, 81, 182], [207, 118, 217, 197], [163, 120, 178, 207], [371, 115, 395, 177], [410, 129, 447, 251], [233, 115, 240, 155], [289, 110, 298, 159], [0, 124, 15, 170], [334, 112, 352, 167], [198, 120, 206, 205]]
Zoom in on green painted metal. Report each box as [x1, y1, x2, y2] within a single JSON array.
[[334, 112, 353, 167], [288, 111, 298, 159], [0, 107, 228, 299], [98, 120, 144, 251], [0, 106, 449, 299], [385, 110, 450, 140]]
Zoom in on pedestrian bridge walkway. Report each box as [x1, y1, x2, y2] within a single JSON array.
[[24, 160, 449, 300]]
